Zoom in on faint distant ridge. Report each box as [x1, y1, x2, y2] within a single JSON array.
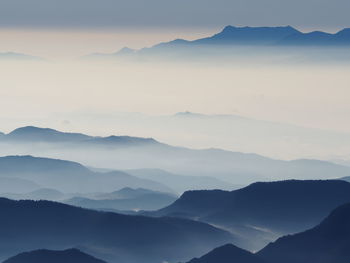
[[3, 248, 107, 263], [0, 52, 43, 61], [3, 126, 159, 146], [174, 111, 249, 120]]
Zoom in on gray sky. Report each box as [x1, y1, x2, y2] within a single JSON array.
[[0, 0, 349, 31]]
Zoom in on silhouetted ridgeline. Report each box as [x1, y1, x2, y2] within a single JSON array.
[[150, 180, 350, 250], [3, 249, 107, 263], [0, 198, 234, 263]]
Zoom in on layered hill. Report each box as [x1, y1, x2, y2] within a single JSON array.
[[0, 198, 235, 263], [1, 127, 350, 185], [150, 180, 350, 250], [0, 155, 172, 193], [258, 203, 350, 263]]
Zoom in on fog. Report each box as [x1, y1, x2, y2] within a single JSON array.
[[0, 56, 350, 160]]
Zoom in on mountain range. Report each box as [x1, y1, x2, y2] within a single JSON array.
[[150, 26, 350, 48], [2, 249, 107, 263], [85, 26, 350, 61], [149, 180, 350, 250], [184, 202, 350, 263], [0, 198, 234, 263], [2, 126, 350, 185]]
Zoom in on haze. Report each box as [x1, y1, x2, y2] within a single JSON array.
[[1, 58, 349, 160]]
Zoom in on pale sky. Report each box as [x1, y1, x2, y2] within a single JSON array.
[[0, 0, 349, 30]]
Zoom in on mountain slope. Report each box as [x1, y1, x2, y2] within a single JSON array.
[[0, 198, 235, 263], [150, 180, 350, 250], [0, 155, 173, 193], [3, 249, 107, 263], [185, 244, 265, 263], [258, 203, 350, 263]]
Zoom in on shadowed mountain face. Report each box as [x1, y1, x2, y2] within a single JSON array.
[[185, 244, 266, 263], [150, 180, 350, 250], [65, 187, 177, 211], [0, 156, 173, 193], [258, 203, 350, 263], [3, 249, 107, 263], [0, 198, 235, 263], [1, 127, 350, 186]]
